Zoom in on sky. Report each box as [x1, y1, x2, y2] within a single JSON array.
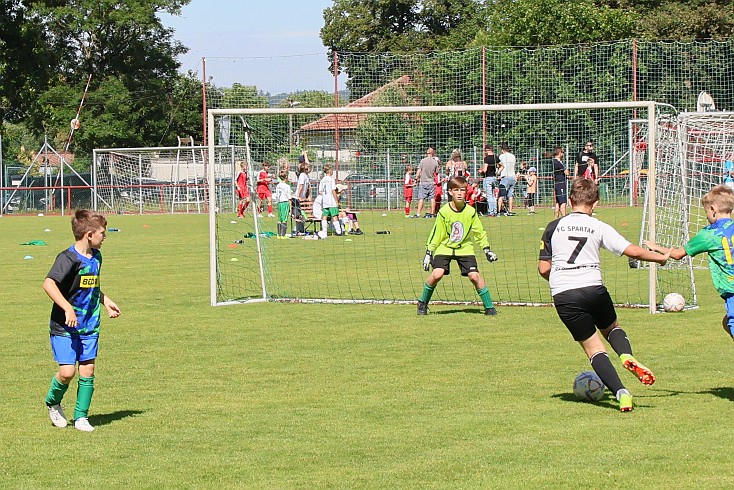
[[158, 0, 340, 94]]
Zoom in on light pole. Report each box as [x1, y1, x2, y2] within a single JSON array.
[[287, 99, 300, 153]]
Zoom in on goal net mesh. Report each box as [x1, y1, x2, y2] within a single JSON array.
[[93, 146, 240, 214], [641, 112, 734, 307], [208, 103, 691, 309]]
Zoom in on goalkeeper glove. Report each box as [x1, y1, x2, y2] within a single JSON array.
[[423, 250, 433, 271], [484, 247, 498, 263]]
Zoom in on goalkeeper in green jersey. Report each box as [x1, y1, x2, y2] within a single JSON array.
[[418, 176, 499, 316]]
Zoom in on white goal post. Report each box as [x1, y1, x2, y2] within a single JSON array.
[[207, 101, 680, 312]]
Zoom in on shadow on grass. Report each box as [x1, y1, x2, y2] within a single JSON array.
[[705, 387, 734, 402], [88, 409, 144, 427], [432, 308, 486, 315], [551, 392, 617, 410]]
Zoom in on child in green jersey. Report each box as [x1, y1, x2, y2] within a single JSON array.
[[418, 176, 499, 316], [645, 185, 734, 341]]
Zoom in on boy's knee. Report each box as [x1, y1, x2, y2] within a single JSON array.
[[57, 367, 76, 384]]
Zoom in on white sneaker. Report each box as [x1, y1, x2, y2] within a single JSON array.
[[74, 417, 95, 432], [47, 404, 68, 428], [267, 213, 275, 218]]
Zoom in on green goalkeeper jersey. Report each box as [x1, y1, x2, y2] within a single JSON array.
[[426, 202, 489, 256]]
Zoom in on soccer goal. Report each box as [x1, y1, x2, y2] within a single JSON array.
[[207, 101, 684, 311], [639, 111, 734, 309], [93, 144, 243, 214]]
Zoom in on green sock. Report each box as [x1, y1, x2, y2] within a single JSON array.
[[44, 375, 69, 406], [74, 376, 95, 421], [419, 283, 435, 303], [477, 286, 494, 308]]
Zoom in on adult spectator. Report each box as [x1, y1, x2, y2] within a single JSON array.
[[497, 143, 517, 216], [575, 140, 599, 181], [415, 147, 440, 218], [553, 146, 570, 218], [481, 145, 500, 216]]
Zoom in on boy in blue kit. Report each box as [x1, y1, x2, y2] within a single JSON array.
[[645, 185, 734, 341], [418, 176, 499, 316], [43, 209, 121, 432]]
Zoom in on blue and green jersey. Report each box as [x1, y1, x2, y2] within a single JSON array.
[[685, 218, 734, 296], [46, 246, 103, 337]]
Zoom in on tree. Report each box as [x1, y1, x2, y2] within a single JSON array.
[[633, 0, 734, 41], [0, 1, 58, 123], [475, 0, 637, 47], [321, 0, 484, 99], [21, 0, 192, 152]]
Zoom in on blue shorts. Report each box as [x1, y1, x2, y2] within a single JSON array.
[[723, 294, 734, 335], [50, 335, 99, 364]]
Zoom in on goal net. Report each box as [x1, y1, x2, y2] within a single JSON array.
[[640, 111, 734, 308], [207, 102, 685, 310], [93, 145, 242, 214]]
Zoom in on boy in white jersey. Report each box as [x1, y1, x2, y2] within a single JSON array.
[[418, 176, 499, 316], [538, 178, 670, 412], [318, 164, 343, 236], [274, 170, 292, 238]]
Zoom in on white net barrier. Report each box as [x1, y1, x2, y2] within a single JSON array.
[[208, 103, 693, 308], [93, 145, 243, 214], [643, 112, 734, 307]]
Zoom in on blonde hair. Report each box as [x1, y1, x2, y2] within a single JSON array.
[[451, 148, 462, 160], [702, 185, 734, 214]]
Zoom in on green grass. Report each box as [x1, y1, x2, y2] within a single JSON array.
[[1, 213, 733, 488]]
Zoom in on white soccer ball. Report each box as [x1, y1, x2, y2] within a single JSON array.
[[317, 230, 327, 239], [573, 371, 605, 402], [662, 292, 685, 312]]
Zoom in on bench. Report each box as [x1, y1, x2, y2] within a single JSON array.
[[291, 198, 321, 233]]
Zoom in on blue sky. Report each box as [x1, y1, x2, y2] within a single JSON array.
[[159, 0, 338, 93]]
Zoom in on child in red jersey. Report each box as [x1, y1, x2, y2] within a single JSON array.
[[404, 165, 415, 217], [256, 161, 274, 217], [235, 160, 251, 217]]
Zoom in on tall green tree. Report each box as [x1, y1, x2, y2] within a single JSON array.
[[21, 0, 194, 153], [0, 1, 58, 123]]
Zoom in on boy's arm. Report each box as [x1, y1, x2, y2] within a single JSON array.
[[643, 240, 688, 260], [623, 243, 671, 265], [471, 214, 497, 261], [43, 277, 78, 327], [537, 260, 551, 281], [101, 292, 121, 318]]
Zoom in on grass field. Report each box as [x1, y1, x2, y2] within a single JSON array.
[[2, 212, 733, 488]]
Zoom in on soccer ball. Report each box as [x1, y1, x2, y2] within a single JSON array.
[[573, 371, 605, 402], [317, 230, 327, 239], [662, 292, 685, 312]]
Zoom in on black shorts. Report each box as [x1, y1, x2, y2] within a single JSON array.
[[553, 285, 617, 342], [497, 183, 507, 198], [554, 182, 567, 204], [525, 193, 536, 206], [432, 254, 479, 276]]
